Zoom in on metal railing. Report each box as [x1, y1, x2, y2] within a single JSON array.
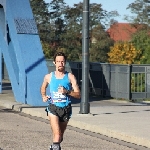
[[2, 59, 150, 101]]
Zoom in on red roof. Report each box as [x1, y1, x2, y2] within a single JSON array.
[[107, 23, 138, 42]]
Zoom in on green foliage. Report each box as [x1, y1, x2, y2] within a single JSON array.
[[41, 42, 54, 59], [126, 0, 150, 27], [30, 0, 51, 42], [90, 25, 114, 62], [131, 30, 150, 64], [123, 0, 150, 64], [131, 73, 145, 92], [30, 0, 118, 62]]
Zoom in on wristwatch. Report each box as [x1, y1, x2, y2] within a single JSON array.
[[66, 90, 71, 95]]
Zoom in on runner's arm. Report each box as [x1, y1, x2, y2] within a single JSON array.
[[40, 74, 50, 102], [68, 73, 81, 99]]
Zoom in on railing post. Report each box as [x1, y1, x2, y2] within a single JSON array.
[[146, 66, 150, 99], [128, 65, 131, 100], [115, 65, 119, 100]]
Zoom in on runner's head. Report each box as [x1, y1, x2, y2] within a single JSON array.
[[53, 52, 67, 72]]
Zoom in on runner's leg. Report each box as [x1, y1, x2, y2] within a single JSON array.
[[48, 113, 62, 150], [48, 113, 61, 142], [59, 121, 68, 142]]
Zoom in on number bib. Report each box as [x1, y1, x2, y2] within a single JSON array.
[[51, 92, 67, 103]]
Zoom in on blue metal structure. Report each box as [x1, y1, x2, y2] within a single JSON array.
[[0, 45, 1, 93], [0, 0, 48, 106], [0, 2, 5, 94]]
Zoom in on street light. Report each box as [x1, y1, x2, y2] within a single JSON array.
[[79, 0, 90, 114]]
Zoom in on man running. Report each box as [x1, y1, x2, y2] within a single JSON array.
[[40, 52, 81, 150]]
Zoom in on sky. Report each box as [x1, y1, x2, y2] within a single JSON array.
[[45, 0, 135, 23]]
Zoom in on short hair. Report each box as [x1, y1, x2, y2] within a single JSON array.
[[53, 52, 67, 62]]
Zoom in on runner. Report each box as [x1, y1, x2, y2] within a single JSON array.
[[40, 52, 81, 150]]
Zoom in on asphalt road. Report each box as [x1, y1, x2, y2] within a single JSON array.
[[0, 106, 137, 150], [1, 80, 149, 150]]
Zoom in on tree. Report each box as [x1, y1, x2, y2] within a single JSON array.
[[124, 0, 150, 64], [61, 2, 117, 61], [30, 0, 119, 61], [90, 24, 114, 62], [125, 0, 150, 27], [48, 0, 67, 44], [107, 42, 141, 64], [59, 2, 90, 61], [30, 0, 67, 59], [30, 0, 51, 42], [131, 30, 150, 64]]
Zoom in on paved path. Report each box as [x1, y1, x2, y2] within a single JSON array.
[[1, 106, 137, 150], [0, 81, 150, 149]]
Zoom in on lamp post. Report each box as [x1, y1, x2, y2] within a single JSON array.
[[79, 0, 90, 114]]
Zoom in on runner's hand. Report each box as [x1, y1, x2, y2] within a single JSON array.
[[58, 86, 67, 94], [42, 95, 50, 102]]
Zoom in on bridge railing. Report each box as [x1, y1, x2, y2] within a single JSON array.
[[2, 59, 150, 101]]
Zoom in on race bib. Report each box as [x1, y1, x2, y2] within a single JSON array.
[[51, 91, 67, 102]]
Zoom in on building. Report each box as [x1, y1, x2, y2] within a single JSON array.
[[107, 23, 139, 42]]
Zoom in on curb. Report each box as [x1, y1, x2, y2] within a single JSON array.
[[68, 119, 150, 148]]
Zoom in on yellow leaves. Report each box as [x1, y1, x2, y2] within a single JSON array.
[[108, 42, 141, 64]]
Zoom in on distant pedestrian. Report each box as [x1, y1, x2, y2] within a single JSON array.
[[40, 52, 81, 150]]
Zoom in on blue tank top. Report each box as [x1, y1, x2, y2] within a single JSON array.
[[48, 71, 72, 107]]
